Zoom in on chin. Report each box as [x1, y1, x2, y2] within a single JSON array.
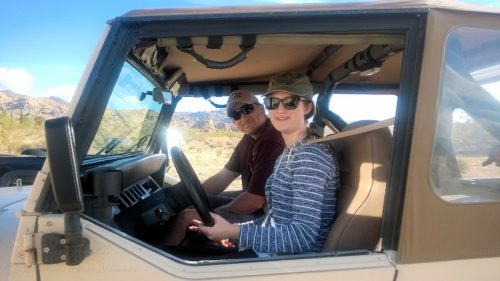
[[271, 120, 287, 131], [242, 126, 258, 135], [271, 125, 287, 134]]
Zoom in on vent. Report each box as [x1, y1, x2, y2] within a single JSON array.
[[117, 177, 159, 208]]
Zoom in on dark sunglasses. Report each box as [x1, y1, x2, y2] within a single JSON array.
[[263, 96, 304, 110], [230, 104, 255, 121]]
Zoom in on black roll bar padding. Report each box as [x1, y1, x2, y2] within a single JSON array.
[[307, 45, 343, 76], [206, 98, 227, 109], [176, 35, 256, 69], [310, 81, 348, 137], [201, 90, 227, 108], [207, 35, 223, 49], [311, 44, 403, 135]]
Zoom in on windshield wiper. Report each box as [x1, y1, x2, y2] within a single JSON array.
[[125, 134, 151, 153], [96, 138, 123, 155]]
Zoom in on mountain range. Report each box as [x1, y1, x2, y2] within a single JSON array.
[[0, 90, 69, 121], [0, 90, 234, 130]]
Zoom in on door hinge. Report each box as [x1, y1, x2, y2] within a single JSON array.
[[23, 232, 90, 265], [42, 233, 90, 264]]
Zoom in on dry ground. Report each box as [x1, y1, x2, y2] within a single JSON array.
[[168, 131, 244, 191], [460, 156, 499, 178]]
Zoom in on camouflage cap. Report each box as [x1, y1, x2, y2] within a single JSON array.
[[265, 72, 314, 100], [226, 89, 259, 115]]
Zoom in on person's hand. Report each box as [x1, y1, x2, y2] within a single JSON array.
[[189, 212, 240, 241]]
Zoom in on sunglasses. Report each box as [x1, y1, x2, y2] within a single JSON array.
[[263, 96, 304, 110], [230, 104, 255, 121]]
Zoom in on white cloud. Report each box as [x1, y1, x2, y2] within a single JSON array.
[[0, 67, 34, 94], [39, 84, 77, 102], [123, 95, 141, 104]]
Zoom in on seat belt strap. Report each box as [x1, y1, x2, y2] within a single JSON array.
[[308, 117, 395, 144]]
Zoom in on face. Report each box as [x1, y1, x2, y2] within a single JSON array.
[[231, 102, 267, 136], [265, 92, 312, 136]]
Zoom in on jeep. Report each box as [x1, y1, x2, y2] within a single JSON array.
[[5, 1, 500, 280]]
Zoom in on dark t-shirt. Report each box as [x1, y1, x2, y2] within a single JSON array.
[[225, 119, 285, 197]]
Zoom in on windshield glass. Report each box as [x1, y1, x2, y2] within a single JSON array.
[[87, 63, 162, 156]]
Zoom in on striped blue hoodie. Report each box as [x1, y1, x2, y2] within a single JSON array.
[[239, 139, 339, 255]]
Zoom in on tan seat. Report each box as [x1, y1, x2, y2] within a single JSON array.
[[322, 121, 392, 252]]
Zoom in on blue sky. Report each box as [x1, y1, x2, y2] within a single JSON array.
[[0, 0, 499, 102]]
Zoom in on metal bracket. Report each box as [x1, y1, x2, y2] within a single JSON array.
[[41, 233, 90, 265]]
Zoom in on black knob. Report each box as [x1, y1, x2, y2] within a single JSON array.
[[155, 208, 169, 221]]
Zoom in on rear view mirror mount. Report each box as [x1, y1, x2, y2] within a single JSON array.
[[140, 87, 173, 105]]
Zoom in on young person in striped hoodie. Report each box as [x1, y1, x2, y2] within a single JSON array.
[[191, 72, 340, 255]]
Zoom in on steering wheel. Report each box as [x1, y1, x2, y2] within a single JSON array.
[[170, 146, 215, 226]]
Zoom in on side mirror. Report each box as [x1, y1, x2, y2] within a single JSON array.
[[45, 117, 89, 265], [45, 117, 83, 212]]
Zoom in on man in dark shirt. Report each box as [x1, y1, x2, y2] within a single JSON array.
[[163, 90, 284, 245], [203, 89, 284, 221]]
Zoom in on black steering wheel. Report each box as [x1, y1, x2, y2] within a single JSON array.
[[170, 146, 215, 226]]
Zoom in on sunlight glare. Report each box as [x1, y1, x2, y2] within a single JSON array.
[[166, 128, 184, 150]]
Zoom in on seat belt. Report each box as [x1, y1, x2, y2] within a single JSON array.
[[308, 117, 395, 144]]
